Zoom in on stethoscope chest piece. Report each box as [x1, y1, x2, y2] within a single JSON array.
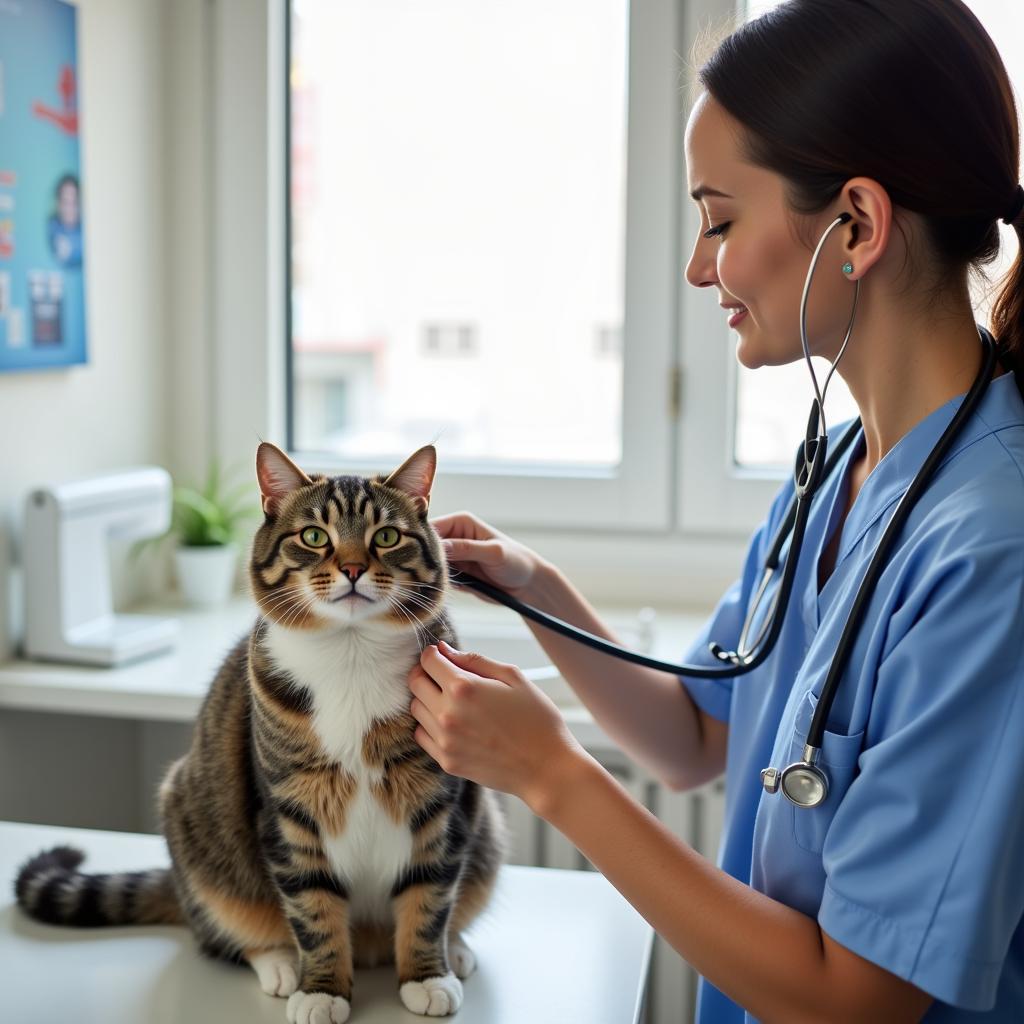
[[761, 744, 829, 808]]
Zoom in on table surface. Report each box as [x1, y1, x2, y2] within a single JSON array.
[[0, 821, 653, 1024]]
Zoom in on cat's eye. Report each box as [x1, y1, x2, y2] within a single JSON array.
[[301, 527, 330, 548], [373, 526, 400, 548]]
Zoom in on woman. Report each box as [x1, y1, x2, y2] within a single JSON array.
[[408, 2, 1024, 1020]]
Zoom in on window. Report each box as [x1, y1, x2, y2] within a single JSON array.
[[288, 0, 627, 467], [283, 0, 682, 532]]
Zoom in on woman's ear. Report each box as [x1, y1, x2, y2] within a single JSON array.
[[256, 442, 312, 517], [839, 177, 893, 282]]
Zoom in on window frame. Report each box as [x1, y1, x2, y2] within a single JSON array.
[[275, 0, 681, 533], [674, 0, 794, 533]]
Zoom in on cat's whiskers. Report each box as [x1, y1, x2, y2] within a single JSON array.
[[263, 582, 335, 612], [259, 587, 314, 616], [381, 591, 439, 647], [385, 585, 432, 606], [395, 579, 449, 595], [275, 596, 307, 630], [380, 591, 427, 641], [385, 585, 442, 623], [388, 579, 445, 603], [389, 597, 439, 632], [283, 592, 319, 630], [259, 585, 304, 606], [259, 586, 318, 629]]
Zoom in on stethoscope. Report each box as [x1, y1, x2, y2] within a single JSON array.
[[451, 210, 1002, 810]]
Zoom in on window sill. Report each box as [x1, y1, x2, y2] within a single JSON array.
[[0, 591, 713, 753]]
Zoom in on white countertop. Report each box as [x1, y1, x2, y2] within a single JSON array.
[[0, 821, 653, 1024], [0, 596, 259, 722]]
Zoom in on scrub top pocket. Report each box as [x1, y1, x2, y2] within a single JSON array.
[[789, 689, 865, 854]]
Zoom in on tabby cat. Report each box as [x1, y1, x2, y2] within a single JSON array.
[[15, 442, 507, 1023]]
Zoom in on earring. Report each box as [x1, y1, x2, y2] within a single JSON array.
[[841, 262, 854, 275]]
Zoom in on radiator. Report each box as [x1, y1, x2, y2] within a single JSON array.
[[494, 766, 726, 1024]]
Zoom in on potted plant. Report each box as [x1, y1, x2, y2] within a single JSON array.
[[136, 459, 261, 607]]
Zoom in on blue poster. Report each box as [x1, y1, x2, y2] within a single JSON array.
[[0, 0, 87, 372]]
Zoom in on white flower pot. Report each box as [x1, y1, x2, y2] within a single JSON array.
[[174, 543, 239, 607]]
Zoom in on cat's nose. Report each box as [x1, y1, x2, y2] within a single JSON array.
[[339, 563, 366, 582]]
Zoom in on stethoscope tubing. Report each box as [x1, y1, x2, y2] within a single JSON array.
[[452, 327, 998, 810], [803, 326, 998, 750], [449, 190, 1001, 807], [450, 411, 862, 678], [450, 330, 998, 704]]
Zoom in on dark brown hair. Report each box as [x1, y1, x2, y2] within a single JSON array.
[[697, 0, 1024, 395]]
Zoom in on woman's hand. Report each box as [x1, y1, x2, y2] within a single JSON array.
[[429, 511, 546, 605], [408, 641, 589, 811]]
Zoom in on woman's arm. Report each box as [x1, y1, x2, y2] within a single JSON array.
[[517, 560, 728, 790], [409, 645, 934, 1024], [532, 749, 934, 1024]]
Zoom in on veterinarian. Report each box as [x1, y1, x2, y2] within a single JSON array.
[[409, 2, 1024, 1020]]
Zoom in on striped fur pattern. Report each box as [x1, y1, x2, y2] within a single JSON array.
[[15, 443, 507, 1022]]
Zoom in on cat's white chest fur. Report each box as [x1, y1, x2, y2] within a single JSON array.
[[262, 620, 422, 920]]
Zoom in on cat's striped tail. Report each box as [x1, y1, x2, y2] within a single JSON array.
[[14, 845, 183, 927]]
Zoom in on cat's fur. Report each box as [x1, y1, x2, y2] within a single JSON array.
[[15, 443, 507, 1022]]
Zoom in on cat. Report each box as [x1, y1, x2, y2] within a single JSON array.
[[15, 441, 507, 1023]]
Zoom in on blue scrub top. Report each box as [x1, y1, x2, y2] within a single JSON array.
[[680, 369, 1024, 1022]]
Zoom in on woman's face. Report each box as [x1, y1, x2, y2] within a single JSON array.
[[684, 92, 852, 370]]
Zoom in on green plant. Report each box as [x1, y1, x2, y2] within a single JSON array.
[[133, 458, 261, 555], [172, 457, 261, 546]]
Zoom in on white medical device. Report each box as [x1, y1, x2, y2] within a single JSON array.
[[22, 467, 180, 666]]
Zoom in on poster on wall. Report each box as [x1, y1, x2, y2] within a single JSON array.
[[0, 0, 87, 373]]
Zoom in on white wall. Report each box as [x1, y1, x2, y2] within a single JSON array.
[[0, 0, 172, 662], [163, 0, 216, 495]]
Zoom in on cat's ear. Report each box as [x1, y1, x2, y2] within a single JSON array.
[[383, 444, 436, 517], [256, 442, 313, 517]]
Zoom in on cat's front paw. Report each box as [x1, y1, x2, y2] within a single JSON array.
[[448, 938, 476, 979], [286, 990, 352, 1024], [250, 949, 300, 997], [399, 972, 463, 1016]]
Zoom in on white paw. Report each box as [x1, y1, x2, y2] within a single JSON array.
[[250, 949, 300, 997], [286, 990, 352, 1024], [448, 939, 476, 980], [399, 973, 463, 1016]]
